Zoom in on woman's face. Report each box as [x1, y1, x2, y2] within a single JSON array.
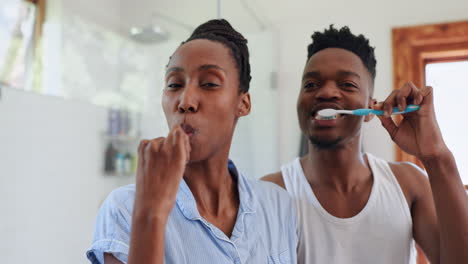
[[162, 39, 250, 162]]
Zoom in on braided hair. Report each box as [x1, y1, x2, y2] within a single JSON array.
[[170, 19, 251, 93], [307, 25, 377, 82]]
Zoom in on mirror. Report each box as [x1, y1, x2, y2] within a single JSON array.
[[0, 0, 40, 90]]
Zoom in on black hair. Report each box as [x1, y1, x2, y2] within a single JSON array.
[[307, 25, 376, 82], [171, 19, 251, 93]]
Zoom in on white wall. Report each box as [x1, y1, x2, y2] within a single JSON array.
[[0, 87, 133, 263], [230, 30, 280, 178], [272, 0, 468, 165], [0, 79, 170, 264]]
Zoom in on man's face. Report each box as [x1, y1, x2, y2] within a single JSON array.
[[163, 39, 249, 162], [297, 48, 373, 149]]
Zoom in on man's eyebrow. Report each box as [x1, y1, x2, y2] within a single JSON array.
[[198, 64, 226, 72], [302, 71, 321, 80], [302, 70, 361, 80], [337, 70, 361, 79], [165, 67, 184, 76]]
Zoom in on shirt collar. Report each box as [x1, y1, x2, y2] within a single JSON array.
[[175, 159, 258, 221]]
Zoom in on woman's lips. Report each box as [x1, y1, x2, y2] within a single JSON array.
[[181, 123, 196, 137]]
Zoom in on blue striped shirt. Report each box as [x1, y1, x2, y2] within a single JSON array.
[[86, 161, 297, 264]]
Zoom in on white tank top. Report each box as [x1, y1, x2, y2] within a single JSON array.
[[281, 153, 416, 264]]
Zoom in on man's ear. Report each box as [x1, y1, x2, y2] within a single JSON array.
[[237, 92, 251, 117], [365, 98, 377, 122]]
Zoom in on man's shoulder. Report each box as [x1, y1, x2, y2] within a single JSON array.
[[261, 171, 286, 189], [388, 161, 428, 183], [387, 160, 429, 205]]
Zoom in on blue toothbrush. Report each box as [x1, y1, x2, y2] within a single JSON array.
[[317, 104, 421, 119]]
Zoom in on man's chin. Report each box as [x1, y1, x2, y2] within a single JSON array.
[[309, 136, 343, 150]]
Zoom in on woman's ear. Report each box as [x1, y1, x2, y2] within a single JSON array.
[[364, 98, 377, 122], [237, 92, 251, 117]]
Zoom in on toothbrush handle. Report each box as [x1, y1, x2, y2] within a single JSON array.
[[393, 104, 421, 115], [352, 105, 420, 116], [373, 104, 421, 116]]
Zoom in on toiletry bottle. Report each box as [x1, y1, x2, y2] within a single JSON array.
[[104, 143, 117, 173]]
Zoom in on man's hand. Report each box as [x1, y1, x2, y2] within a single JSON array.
[[377, 82, 468, 264], [375, 82, 449, 161]]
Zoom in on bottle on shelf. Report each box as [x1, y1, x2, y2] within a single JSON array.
[[104, 107, 141, 176], [104, 143, 117, 173], [115, 152, 126, 175]]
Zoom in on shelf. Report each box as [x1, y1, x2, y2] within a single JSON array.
[[103, 134, 141, 142]]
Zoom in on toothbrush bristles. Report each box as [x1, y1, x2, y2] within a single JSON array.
[[316, 114, 338, 120]]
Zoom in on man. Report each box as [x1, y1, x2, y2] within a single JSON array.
[[263, 25, 468, 264]]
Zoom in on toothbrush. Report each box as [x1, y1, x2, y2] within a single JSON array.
[[317, 104, 421, 120]]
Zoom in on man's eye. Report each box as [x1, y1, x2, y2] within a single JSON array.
[[201, 83, 220, 88], [340, 82, 358, 90], [343, 82, 356, 87], [304, 82, 318, 89]]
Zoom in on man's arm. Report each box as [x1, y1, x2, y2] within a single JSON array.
[[421, 152, 468, 263], [378, 82, 468, 263], [391, 162, 441, 263]]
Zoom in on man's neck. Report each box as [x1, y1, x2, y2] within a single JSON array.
[[302, 136, 372, 193]]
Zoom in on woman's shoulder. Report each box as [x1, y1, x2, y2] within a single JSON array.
[[247, 178, 294, 213], [100, 184, 136, 216]]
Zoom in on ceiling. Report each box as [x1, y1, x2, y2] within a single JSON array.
[[61, 0, 283, 43]]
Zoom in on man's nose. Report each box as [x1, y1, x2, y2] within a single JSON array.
[[315, 82, 341, 101]]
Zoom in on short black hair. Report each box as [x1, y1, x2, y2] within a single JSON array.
[[173, 19, 251, 93], [307, 25, 376, 82]]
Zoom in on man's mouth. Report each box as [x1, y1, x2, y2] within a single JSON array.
[[310, 103, 344, 121], [314, 112, 342, 120]]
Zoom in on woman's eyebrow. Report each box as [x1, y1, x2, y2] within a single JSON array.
[[165, 67, 184, 77], [198, 64, 226, 73]]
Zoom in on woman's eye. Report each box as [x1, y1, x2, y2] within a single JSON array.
[[167, 83, 182, 89]]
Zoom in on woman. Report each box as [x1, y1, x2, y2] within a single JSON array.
[[86, 19, 297, 264]]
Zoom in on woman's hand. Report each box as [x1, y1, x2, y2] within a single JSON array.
[[133, 125, 191, 220]]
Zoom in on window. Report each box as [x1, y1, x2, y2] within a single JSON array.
[[0, 0, 44, 90], [426, 61, 468, 185]]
